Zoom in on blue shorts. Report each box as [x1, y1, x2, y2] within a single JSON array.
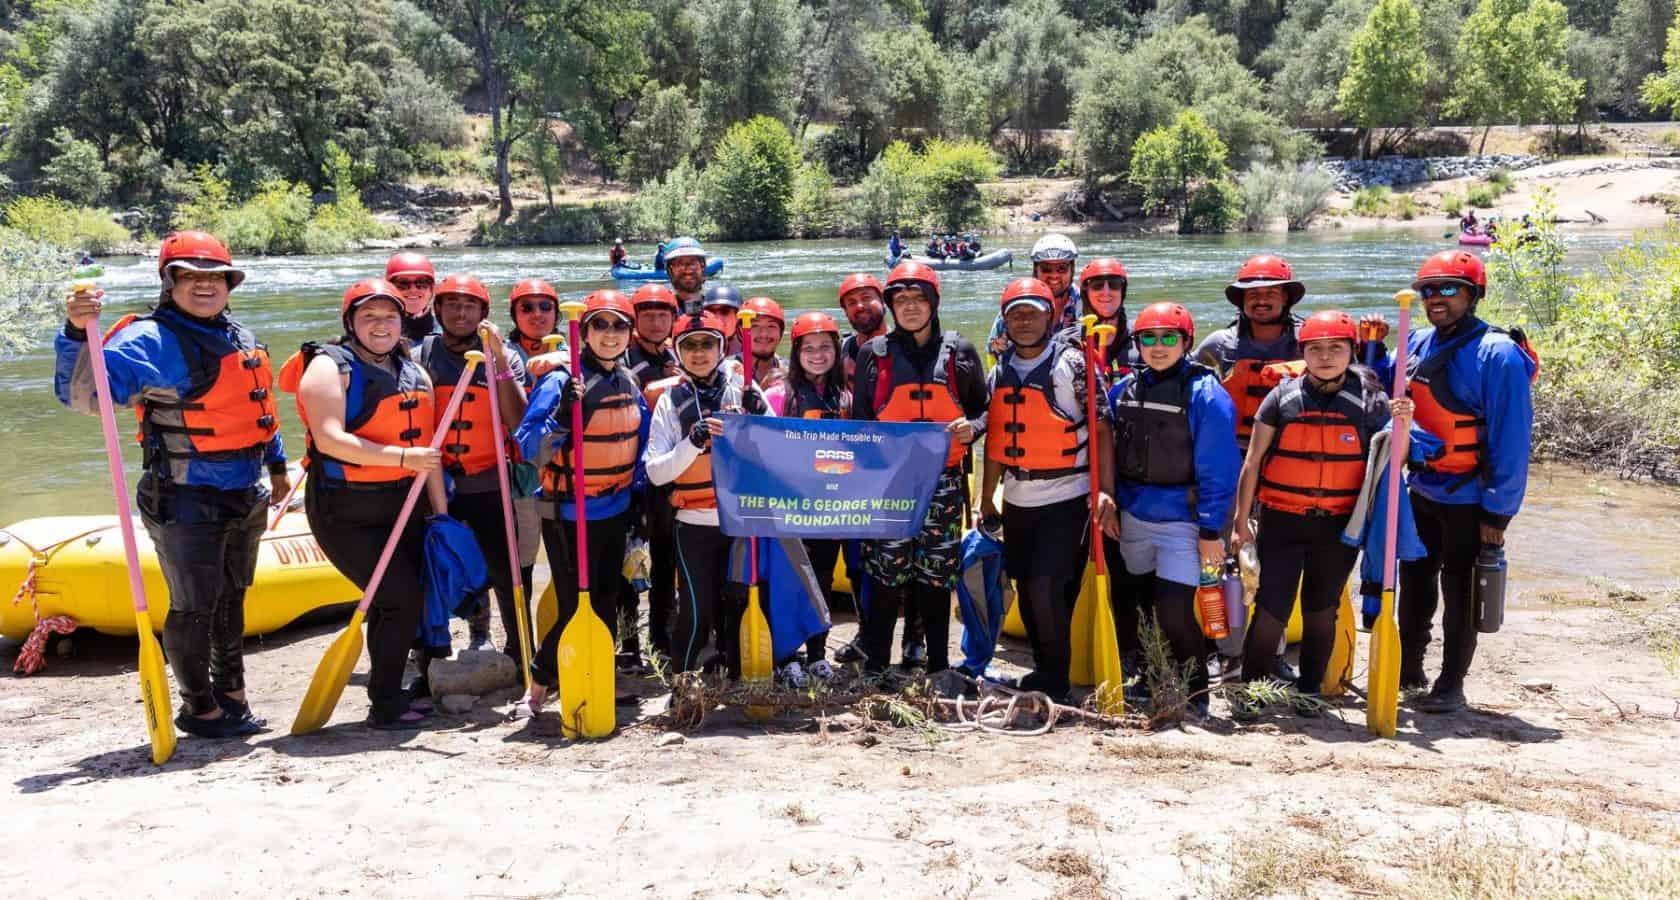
[[1116, 510, 1200, 588]]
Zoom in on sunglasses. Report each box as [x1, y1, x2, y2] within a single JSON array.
[[1135, 332, 1181, 347], [588, 318, 632, 333], [1421, 284, 1464, 299], [1085, 276, 1126, 292], [518, 300, 556, 314], [391, 277, 433, 290], [678, 338, 719, 352]]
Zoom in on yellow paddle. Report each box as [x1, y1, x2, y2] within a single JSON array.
[[291, 350, 483, 735], [735, 309, 773, 721], [1367, 289, 1415, 738], [478, 325, 535, 697], [1320, 582, 1356, 695], [80, 283, 175, 764], [1080, 316, 1125, 714], [555, 301, 615, 739]]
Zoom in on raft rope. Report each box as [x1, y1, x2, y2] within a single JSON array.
[[5, 524, 113, 675]]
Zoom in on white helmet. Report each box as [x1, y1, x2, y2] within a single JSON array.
[[1030, 233, 1078, 263]]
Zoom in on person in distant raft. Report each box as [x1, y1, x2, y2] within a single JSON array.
[[625, 283, 683, 660], [980, 278, 1116, 701], [644, 311, 771, 675], [292, 279, 446, 729], [386, 251, 440, 345], [56, 230, 285, 738], [775, 310, 852, 685], [417, 275, 529, 656], [512, 291, 650, 717], [1108, 302, 1240, 721], [743, 296, 789, 393], [1378, 251, 1535, 714], [663, 237, 709, 311], [1228, 311, 1413, 720], [852, 261, 990, 676], [610, 238, 628, 270]]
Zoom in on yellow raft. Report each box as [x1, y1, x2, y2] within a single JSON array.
[[0, 513, 359, 641]]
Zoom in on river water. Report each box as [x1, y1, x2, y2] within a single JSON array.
[[0, 229, 1652, 535]]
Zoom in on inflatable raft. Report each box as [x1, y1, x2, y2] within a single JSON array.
[[1457, 231, 1493, 247], [886, 249, 1014, 272], [0, 512, 359, 641], [611, 259, 724, 281]]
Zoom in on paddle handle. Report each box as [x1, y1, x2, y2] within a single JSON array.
[[1380, 291, 1415, 593], [267, 469, 306, 532], [561, 302, 590, 590], [737, 310, 759, 588], [1080, 315, 1112, 577], [354, 351, 483, 614], [84, 312, 154, 617], [479, 331, 533, 688]]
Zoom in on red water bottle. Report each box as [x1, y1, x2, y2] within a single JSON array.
[[1197, 563, 1230, 640]]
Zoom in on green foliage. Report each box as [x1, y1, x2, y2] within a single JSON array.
[[1485, 187, 1567, 325], [623, 84, 701, 186], [1489, 167, 1513, 191], [1640, 3, 1680, 114], [697, 0, 800, 144], [1259, 0, 1376, 128], [476, 202, 632, 246], [0, 224, 79, 357], [789, 163, 839, 238], [1236, 165, 1284, 230], [970, 0, 1079, 170], [40, 126, 111, 207], [630, 159, 710, 239], [1351, 185, 1395, 216], [1185, 178, 1241, 233], [701, 115, 799, 240], [1465, 183, 1501, 207], [851, 141, 925, 237], [167, 165, 393, 255], [1337, 0, 1427, 149], [1392, 192, 1419, 219], [3, 197, 130, 254], [383, 66, 470, 149], [1443, 192, 1466, 215], [1448, 0, 1584, 143], [1071, 48, 1179, 182], [1130, 109, 1230, 233], [917, 139, 1001, 231], [1614, 0, 1676, 113], [388, 0, 475, 94], [1279, 165, 1338, 230]]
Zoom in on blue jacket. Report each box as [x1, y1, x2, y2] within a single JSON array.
[[1341, 432, 1429, 617], [513, 355, 650, 521], [1108, 361, 1240, 535], [1367, 318, 1535, 526], [954, 526, 1007, 674], [54, 305, 286, 491], [421, 513, 491, 654]]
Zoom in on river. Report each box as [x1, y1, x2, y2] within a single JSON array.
[[0, 230, 1649, 525]]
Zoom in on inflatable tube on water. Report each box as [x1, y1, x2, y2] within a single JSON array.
[[0, 514, 359, 641], [1457, 232, 1493, 247], [611, 259, 725, 281], [885, 249, 1014, 272]]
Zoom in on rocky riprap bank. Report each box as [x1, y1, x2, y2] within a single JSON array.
[[1318, 155, 1541, 192]]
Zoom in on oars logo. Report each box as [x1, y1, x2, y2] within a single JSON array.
[[813, 448, 855, 475]]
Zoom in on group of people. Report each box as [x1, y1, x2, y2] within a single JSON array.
[[918, 232, 984, 262], [53, 228, 1534, 737]]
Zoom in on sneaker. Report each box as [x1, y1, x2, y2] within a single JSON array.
[[1210, 654, 1243, 683], [467, 630, 492, 652], [833, 641, 865, 664], [781, 661, 810, 689], [214, 692, 269, 731], [1416, 685, 1466, 714], [808, 659, 835, 680], [900, 641, 928, 669], [175, 709, 262, 739], [1270, 657, 1299, 686]]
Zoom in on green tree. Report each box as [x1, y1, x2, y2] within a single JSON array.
[[1613, 0, 1676, 112], [622, 83, 701, 185], [1126, 16, 1286, 169], [970, 0, 1080, 169], [1640, 3, 1680, 113], [1448, 0, 1583, 153], [1129, 109, 1229, 233], [1070, 50, 1178, 182], [697, 0, 800, 145], [701, 115, 799, 239], [1336, 0, 1427, 157], [1565, 28, 1619, 143], [1259, 0, 1376, 129], [40, 126, 111, 206], [850, 140, 924, 236], [918, 139, 1001, 229]]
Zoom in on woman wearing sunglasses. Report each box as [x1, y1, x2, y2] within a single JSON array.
[[503, 279, 563, 637], [512, 290, 650, 716], [1108, 302, 1240, 721]]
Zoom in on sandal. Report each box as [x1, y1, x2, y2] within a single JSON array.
[[214, 692, 270, 732], [510, 688, 547, 721], [365, 710, 427, 731]]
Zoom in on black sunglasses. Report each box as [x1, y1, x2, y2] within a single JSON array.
[[1085, 276, 1126, 292], [588, 318, 632, 333], [519, 300, 556, 314]]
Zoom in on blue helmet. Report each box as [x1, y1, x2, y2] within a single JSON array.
[[701, 283, 741, 311], [664, 236, 706, 262]]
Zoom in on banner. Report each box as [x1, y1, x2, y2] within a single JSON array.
[[713, 415, 952, 539]]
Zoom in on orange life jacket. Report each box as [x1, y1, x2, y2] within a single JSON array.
[[541, 365, 643, 498], [1406, 320, 1539, 478], [1257, 374, 1375, 516], [420, 335, 510, 478], [278, 343, 434, 485], [1221, 357, 1290, 448], [986, 343, 1085, 480], [106, 312, 279, 477], [866, 333, 967, 468], [664, 376, 748, 511]]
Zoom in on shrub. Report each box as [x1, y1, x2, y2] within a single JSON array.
[[0, 226, 78, 354], [806, 126, 866, 185], [1184, 179, 1240, 233], [3, 197, 131, 254], [622, 84, 701, 186], [1442, 192, 1464, 215], [1351, 185, 1393, 217], [384, 67, 469, 149], [700, 116, 798, 241], [1391, 192, 1418, 220], [1280, 165, 1337, 231], [474, 202, 631, 246], [40, 128, 113, 207], [919, 139, 1000, 231], [1487, 167, 1512, 192], [1465, 183, 1500, 208], [789, 163, 839, 238], [1237, 165, 1284, 231], [851, 141, 925, 238], [630, 159, 710, 241]]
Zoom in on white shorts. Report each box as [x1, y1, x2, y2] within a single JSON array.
[[1116, 510, 1200, 588]]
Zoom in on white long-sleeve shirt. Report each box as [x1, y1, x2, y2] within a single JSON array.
[[644, 361, 763, 527]]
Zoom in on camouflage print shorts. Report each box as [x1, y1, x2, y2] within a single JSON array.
[[865, 467, 967, 590]]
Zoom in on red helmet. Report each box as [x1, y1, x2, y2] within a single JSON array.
[[674, 310, 728, 346], [384, 251, 435, 282], [999, 277, 1055, 314], [631, 283, 680, 313], [837, 273, 884, 304], [508, 278, 559, 316], [158, 230, 244, 289], [790, 311, 841, 344], [885, 260, 941, 308], [434, 274, 490, 307], [743, 296, 785, 330], [1413, 250, 1487, 298], [341, 278, 403, 320], [583, 289, 635, 325], [1297, 310, 1358, 345], [1133, 302, 1195, 342], [1225, 254, 1305, 308]]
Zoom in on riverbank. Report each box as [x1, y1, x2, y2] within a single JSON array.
[[2, 464, 1676, 897]]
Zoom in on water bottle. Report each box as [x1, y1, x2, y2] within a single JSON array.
[[1474, 544, 1506, 634], [1197, 564, 1229, 640], [1221, 556, 1246, 636]]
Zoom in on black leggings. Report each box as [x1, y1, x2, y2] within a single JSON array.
[[860, 579, 951, 673], [138, 477, 267, 717], [1398, 492, 1483, 691], [671, 521, 743, 675], [531, 510, 630, 687], [777, 538, 838, 665], [1242, 506, 1356, 690], [1112, 567, 1205, 701], [306, 479, 429, 723], [449, 489, 528, 661]]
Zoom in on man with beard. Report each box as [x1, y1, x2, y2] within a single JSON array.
[[663, 237, 709, 311]]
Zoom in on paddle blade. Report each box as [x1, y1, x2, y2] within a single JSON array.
[[135, 617, 176, 764], [536, 585, 558, 640], [740, 584, 774, 721], [1321, 583, 1357, 696], [291, 610, 366, 735], [1088, 577, 1125, 716], [1068, 562, 1096, 686], [557, 589, 616, 739], [1367, 590, 1400, 738]]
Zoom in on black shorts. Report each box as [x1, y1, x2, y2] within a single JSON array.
[[1002, 494, 1089, 584]]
